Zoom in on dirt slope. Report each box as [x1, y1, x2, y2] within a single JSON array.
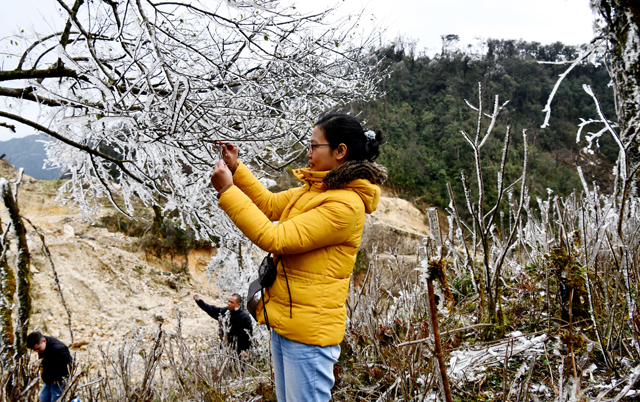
[[1, 159, 429, 356], [1, 160, 221, 353]]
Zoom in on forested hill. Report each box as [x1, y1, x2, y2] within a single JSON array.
[[362, 39, 616, 209]]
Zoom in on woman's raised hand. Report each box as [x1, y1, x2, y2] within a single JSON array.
[[211, 159, 233, 193]]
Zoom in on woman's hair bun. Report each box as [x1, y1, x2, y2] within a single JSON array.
[[315, 113, 385, 162], [363, 128, 385, 161]]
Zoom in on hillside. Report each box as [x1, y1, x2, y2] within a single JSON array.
[[0, 160, 220, 356], [0, 134, 63, 180], [361, 39, 617, 209], [0, 159, 429, 359]]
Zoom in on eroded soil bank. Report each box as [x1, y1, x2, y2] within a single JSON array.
[[1, 159, 428, 365]]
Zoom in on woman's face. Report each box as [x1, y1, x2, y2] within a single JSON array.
[[307, 126, 346, 172]]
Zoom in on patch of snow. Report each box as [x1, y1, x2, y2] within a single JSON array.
[[449, 333, 547, 382], [530, 383, 549, 395], [259, 178, 277, 188]]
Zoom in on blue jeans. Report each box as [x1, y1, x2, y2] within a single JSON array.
[[39, 382, 63, 402], [271, 330, 340, 402]]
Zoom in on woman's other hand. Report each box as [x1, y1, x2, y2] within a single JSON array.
[[211, 159, 233, 193]]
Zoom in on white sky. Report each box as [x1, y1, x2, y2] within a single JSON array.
[[297, 0, 594, 54], [0, 0, 594, 142]]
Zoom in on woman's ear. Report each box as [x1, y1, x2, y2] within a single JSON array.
[[335, 143, 348, 161]]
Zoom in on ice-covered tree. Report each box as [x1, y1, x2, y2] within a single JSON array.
[[0, 0, 381, 239]]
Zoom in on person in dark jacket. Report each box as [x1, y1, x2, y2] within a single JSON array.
[[193, 293, 253, 353], [27, 331, 73, 402]]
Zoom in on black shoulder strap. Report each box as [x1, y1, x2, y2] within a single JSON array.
[[277, 256, 292, 319]]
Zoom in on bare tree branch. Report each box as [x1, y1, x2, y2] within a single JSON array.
[[0, 122, 16, 132], [0, 86, 64, 107], [0, 110, 147, 185], [0, 65, 79, 82]]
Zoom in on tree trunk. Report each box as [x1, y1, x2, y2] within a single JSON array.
[[0, 216, 16, 365], [151, 205, 163, 237], [0, 179, 31, 361], [592, 1, 640, 146]]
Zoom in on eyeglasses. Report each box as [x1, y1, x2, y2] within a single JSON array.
[[308, 143, 336, 153]]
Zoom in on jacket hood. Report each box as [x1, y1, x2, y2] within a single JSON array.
[[293, 160, 387, 214]]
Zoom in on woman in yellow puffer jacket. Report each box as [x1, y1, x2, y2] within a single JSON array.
[[210, 113, 386, 402]]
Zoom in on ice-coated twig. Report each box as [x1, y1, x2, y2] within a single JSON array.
[[541, 47, 596, 128], [584, 236, 614, 370], [478, 96, 509, 149], [577, 166, 593, 205], [483, 125, 511, 228], [576, 117, 607, 143], [460, 130, 476, 149], [12, 168, 24, 203], [395, 323, 492, 348], [463, 98, 491, 117], [474, 83, 483, 144], [490, 129, 527, 301], [558, 357, 565, 400], [583, 84, 627, 179], [426, 208, 442, 255], [621, 248, 640, 357], [446, 183, 479, 294], [0, 221, 12, 263], [88, 153, 134, 219]]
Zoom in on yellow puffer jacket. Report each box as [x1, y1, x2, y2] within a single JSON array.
[[218, 160, 387, 346]]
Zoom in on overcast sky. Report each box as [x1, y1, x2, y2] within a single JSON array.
[[296, 0, 594, 54], [0, 0, 595, 142]]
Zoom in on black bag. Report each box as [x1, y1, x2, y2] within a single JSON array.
[[247, 254, 280, 324], [259, 254, 278, 288]]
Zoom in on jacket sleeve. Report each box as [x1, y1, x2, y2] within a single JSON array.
[[243, 312, 253, 336], [196, 300, 224, 320], [233, 161, 296, 221], [218, 185, 359, 254]]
